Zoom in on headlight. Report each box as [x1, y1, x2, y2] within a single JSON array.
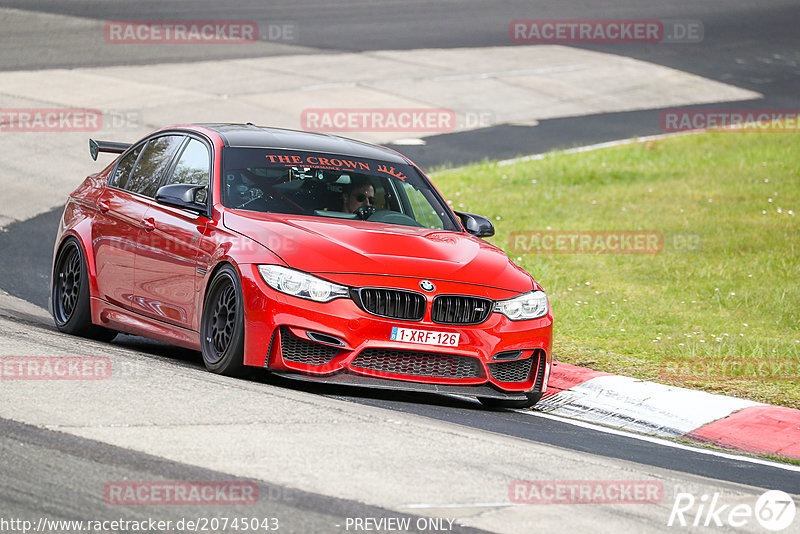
[[258, 265, 350, 303], [494, 290, 548, 320]]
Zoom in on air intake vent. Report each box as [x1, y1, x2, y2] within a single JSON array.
[[533, 349, 547, 391], [355, 288, 426, 321], [280, 327, 339, 366], [432, 295, 492, 325], [488, 357, 533, 383], [351, 349, 481, 379]]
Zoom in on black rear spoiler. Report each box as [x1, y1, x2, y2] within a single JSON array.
[[89, 139, 131, 161]]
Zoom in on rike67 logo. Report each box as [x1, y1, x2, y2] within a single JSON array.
[[668, 490, 796, 531]]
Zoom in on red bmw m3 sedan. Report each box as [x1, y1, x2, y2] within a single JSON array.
[[50, 124, 552, 408]]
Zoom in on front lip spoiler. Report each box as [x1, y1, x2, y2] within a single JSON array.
[[271, 371, 530, 400]]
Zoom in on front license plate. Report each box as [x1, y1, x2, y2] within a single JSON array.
[[390, 327, 460, 347]]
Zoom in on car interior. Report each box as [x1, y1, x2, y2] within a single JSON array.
[[222, 166, 444, 228]]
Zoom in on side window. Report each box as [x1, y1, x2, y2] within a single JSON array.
[[166, 139, 210, 187], [403, 182, 444, 229], [125, 135, 184, 198], [110, 144, 143, 189]]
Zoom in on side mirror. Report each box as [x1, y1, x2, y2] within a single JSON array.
[[454, 210, 495, 238], [155, 184, 207, 214]]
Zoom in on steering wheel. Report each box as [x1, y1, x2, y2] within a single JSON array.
[[353, 205, 377, 220], [368, 210, 423, 227]]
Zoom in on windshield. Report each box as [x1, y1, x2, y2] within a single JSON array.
[[221, 148, 459, 231]]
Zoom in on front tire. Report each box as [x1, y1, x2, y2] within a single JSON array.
[[479, 391, 544, 410], [201, 265, 246, 376], [51, 238, 116, 341]]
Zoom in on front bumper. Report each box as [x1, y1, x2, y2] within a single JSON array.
[[271, 371, 533, 401], [240, 265, 553, 395]]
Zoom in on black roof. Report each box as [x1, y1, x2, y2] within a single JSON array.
[[199, 123, 409, 164]]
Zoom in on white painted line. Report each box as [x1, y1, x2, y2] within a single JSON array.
[[403, 502, 517, 509], [495, 131, 699, 167], [429, 132, 701, 177], [393, 138, 427, 145], [444, 390, 796, 471], [506, 119, 540, 127], [516, 409, 800, 473]]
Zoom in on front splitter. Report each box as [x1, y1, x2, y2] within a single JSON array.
[[272, 371, 530, 400]]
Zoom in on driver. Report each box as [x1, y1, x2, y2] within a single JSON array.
[[342, 176, 375, 213]]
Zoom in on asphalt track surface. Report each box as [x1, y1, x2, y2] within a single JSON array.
[[1, 1, 799, 531], [1, 417, 491, 534], [2, 310, 799, 530]]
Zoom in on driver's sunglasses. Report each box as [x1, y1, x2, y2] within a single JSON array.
[[357, 193, 375, 205]]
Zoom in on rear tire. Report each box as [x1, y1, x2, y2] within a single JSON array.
[[479, 391, 544, 410], [51, 238, 117, 342], [200, 265, 246, 376]]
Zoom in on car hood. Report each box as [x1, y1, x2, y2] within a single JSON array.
[[223, 211, 535, 293]]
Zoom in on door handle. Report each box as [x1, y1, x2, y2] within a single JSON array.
[[142, 218, 156, 232], [98, 200, 110, 213]]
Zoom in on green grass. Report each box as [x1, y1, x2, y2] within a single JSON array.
[[433, 132, 800, 409]]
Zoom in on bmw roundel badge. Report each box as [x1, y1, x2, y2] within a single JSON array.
[[419, 280, 435, 292]]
